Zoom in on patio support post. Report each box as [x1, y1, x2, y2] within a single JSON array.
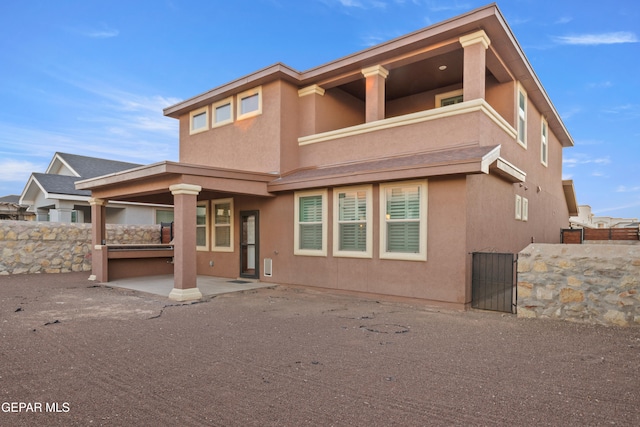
[[362, 65, 389, 123], [88, 198, 108, 282], [460, 30, 490, 101], [168, 184, 203, 301]]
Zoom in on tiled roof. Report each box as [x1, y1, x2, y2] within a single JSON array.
[[32, 173, 91, 197], [56, 152, 142, 178]]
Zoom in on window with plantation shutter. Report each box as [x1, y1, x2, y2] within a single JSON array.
[[196, 202, 208, 250], [333, 186, 372, 258], [213, 198, 233, 252], [380, 181, 427, 261], [294, 190, 327, 256]]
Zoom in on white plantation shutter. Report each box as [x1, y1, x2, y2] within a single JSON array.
[[385, 185, 421, 253], [338, 190, 367, 251], [299, 195, 323, 250], [196, 204, 207, 247], [214, 202, 231, 247]]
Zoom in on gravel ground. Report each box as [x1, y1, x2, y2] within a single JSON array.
[[1, 272, 639, 426]]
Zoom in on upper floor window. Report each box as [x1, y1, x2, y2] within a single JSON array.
[[333, 186, 372, 258], [294, 190, 327, 256], [189, 106, 208, 135], [237, 86, 262, 120], [517, 84, 527, 148], [541, 117, 549, 166], [213, 198, 234, 252], [380, 180, 428, 261], [212, 97, 234, 128], [435, 89, 464, 107]]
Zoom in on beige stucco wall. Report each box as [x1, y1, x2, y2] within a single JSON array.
[[179, 80, 296, 174], [518, 243, 640, 327], [195, 177, 469, 307]]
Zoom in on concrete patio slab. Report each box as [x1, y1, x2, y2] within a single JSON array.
[[106, 275, 275, 298]]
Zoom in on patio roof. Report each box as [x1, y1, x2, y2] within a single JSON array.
[[75, 161, 277, 203]]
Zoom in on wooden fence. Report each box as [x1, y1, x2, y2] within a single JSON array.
[[562, 227, 639, 244]]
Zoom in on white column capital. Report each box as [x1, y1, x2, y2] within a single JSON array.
[[362, 65, 389, 79], [169, 184, 202, 196], [89, 197, 107, 206], [298, 85, 325, 97], [459, 30, 491, 49]]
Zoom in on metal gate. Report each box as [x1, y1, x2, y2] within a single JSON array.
[[471, 252, 517, 313]]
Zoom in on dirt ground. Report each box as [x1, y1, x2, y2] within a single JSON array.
[[1, 272, 639, 426]]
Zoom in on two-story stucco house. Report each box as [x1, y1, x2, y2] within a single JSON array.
[[77, 4, 577, 306]]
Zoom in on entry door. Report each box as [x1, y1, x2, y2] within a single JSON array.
[[240, 211, 259, 279]]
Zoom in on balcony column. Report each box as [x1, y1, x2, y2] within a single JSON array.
[[460, 30, 491, 101], [169, 184, 203, 301], [362, 65, 389, 122], [298, 85, 326, 136], [88, 198, 108, 282]]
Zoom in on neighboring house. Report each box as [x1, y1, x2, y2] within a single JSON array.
[[571, 205, 639, 229], [77, 4, 578, 305], [0, 195, 35, 220], [20, 152, 173, 224]]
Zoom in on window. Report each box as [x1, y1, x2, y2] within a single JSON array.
[[522, 197, 529, 222], [237, 86, 262, 120], [189, 106, 209, 135], [333, 186, 372, 258], [155, 209, 174, 224], [380, 181, 428, 261], [213, 198, 233, 251], [196, 202, 208, 250], [541, 117, 548, 166], [517, 84, 527, 147], [294, 190, 327, 256], [435, 89, 464, 107], [515, 195, 522, 220], [212, 97, 234, 127]]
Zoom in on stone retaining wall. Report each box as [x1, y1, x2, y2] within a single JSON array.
[[0, 221, 161, 275], [517, 243, 640, 327]]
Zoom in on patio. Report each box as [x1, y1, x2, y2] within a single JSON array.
[[104, 274, 275, 298]]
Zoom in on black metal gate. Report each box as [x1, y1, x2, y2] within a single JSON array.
[[471, 252, 517, 313]]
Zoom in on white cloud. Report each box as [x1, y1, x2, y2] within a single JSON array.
[[66, 24, 120, 39], [0, 159, 43, 183], [554, 16, 572, 25], [616, 185, 640, 193], [336, 0, 387, 8], [554, 31, 638, 45], [587, 81, 613, 89], [87, 28, 119, 38], [560, 107, 582, 120], [563, 154, 611, 168]]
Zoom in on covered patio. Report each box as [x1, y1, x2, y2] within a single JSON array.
[[107, 275, 275, 298], [76, 161, 276, 301]]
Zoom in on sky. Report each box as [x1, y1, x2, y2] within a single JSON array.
[[0, 0, 638, 218]]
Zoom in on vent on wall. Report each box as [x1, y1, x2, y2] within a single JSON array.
[[264, 258, 273, 277]]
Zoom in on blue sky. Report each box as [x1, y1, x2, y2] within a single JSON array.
[[0, 0, 638, 218]]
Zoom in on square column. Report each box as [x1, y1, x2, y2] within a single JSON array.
[[88, 198, 107, 282], [460, 30, 491, 101], [298, 85, 325, 136], [169, 184, 203, 301], [362, 65, 389, 123]]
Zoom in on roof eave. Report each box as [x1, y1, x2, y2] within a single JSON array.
[[163, 63, 302, 119]]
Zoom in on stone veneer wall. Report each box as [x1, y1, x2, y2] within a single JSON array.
[[517, 243, 640, 327], [0, 221, 161, 275]]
